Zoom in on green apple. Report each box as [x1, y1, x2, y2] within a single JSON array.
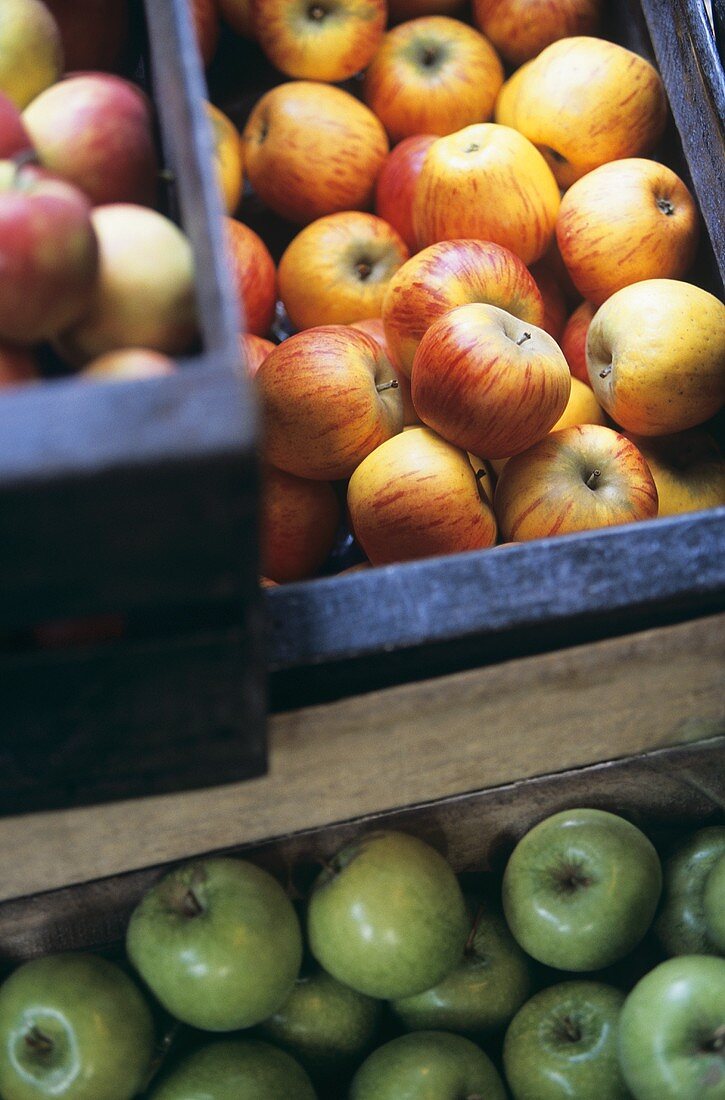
[[704, 856, 725, 953], [126, 857, 302, 1031], [149, 1038, 317, 1099], [307, 831, 469, 999], [502, 808, 662, 971], [349, 1030, 507, 1099], [391, 899, 532, 1039], [618, 955, 725, 1100], [257, 968, 382, 1081], [503, 981, 629, 1099], [0, 953, 155, 1100], [655, 828, 725, 956]]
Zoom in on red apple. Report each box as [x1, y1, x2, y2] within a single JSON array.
[[363, 17, 504, 144], [43, 0, 130, 72], [81, 348, 177, 381], [191, 0, 220, 66], [0, 343, 38, 386], [240, 333, 276, 376], [350, 318, 419, 425], [261, 465, 340, 583], [374, 134, 436, 253], [347, 426, 497, 564], [0, 160, 98, 345], [0, 0, 63, 110], [388, 0, 464, 20], [411, 303, 571, 459], [255, 0, 386, 82], [382, 238, 546, 377], [226, 217, 277, 338], [472, 0, 601, 67], [256, 325, 403, 480], [529, 260, 567, 341], [22, 74, 158, 208], [561, 300, 596, 384], [494, 423, 658, 540], [0, 92, 32, 159], [278, 212, 408, 331]]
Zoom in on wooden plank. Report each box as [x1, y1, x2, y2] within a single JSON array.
[[0, 614, 722, 902]]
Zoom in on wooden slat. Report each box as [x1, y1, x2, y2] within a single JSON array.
[[0, 614, 722, 902]]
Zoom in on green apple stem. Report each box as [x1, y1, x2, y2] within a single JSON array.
[[25, 1026, 53, 1057], [464, 904, 485, 955], [585, 469, 602, 490], [516, 332, 531, 346], [182, 888, 204, 917], [376, 379, 399, 392], [557, 1015, 583, 1043]]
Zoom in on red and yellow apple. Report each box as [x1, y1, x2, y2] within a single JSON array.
[[43, 0, 130, 72], [81, 348, 177, 381], [374, 134, 436, 253], [561, 300, 596, 384], [0, 343, 37, 386], [350, 317, 418, 425], [278, 212, 408, 331], [0, 91, 31, 159], [382, 238, 545, 377], [530, 259, 567, 341], [0, 0, 63, 109], [622, 429, 725, 517], [23, 73, 158, 208], [556, 158, 700, 305], [586, 279, 725, 434], [261, 465, 340, 583], [242, 82, 388, 225], [256, 325, 403, 479], [240, 333, 276, 376], [413, 123, 560, 263], [255, 0, 386, 82], [388, 0, 464, 21], [473, 0, 600, 67], [226, 217, 277, 338], [494, 423, 658, 540], [363, 17, 504, 144], [411, 303, 571, 458], [348, 426, 497, 564], [206, 102, 244, 215]]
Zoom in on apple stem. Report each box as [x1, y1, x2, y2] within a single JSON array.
[[558, 1014, 583, 1043], [308, 3, 326, 18], [25, 1027, 53, 1056], [376, 379, 399, 392], [585, 468, 602, 489], [465, 143, 480, 154], [516, 332, 531, 346], [706, 1024, 725, 1053], [657, 197, 675, 216], [599, 364, 612, 379], [464, 903, 485, 955], [356, 261, 373, 281], [182, 888, 204, 917]]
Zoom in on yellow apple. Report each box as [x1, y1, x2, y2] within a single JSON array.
[[0, 0, 63, 109], [622, 429, 725, 517]]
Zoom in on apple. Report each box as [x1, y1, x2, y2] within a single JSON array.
[[191, 0, 220, 66], [0, 0, 63, 110], [43, 0, 130, 72], [240, 332, 276, 375], [618, 955, 725, 1100], [502, 807, 662, 971], [307, 831, 469, 999], [392, 900, 532, 1038], [704, 857, 725, 952], [495, 424, 658, 541], [654, 828, 725, 956], [586, 279, 725, 435], [219, 0, 255, 36], [278, 212, 408, 331], [349, 1031, 507, 1099], [530, 259, 567, 341], [55, 204, 197, 366], [413, 123, 560, 264], [207, 102, 244, 215], [23, 74, 158, 208], [255, 0, 386, 82], [350, 317, 419, 424], [495, 36, 668, 189], [255, 325, 403, 480], [0, 953, 155, 1100], [374, 134, 436, 254], [348, 426, 498, 564], [127, 856, 302, 1031], [0, 160, 98, 345], [81, 348, 176, 380], [557, 158, 700, 306], [226, 217, 276, 337], [561, 300, 596, 384], [258, 969, 383, 1081], [388, 0, 464, 19], [242, 82, 388, 225], [622, 429, 725, 517], [149, 1038, 317, 1100], [363, 17, 504, 144], [261, 464, 340, 583], [412, 303, 571, 459], [0, 91, 31, 158], [0, 343, 37, 386], [383, 238, 546, 378], [503, 981, 629, 1100], [473, 0, 601, 66]]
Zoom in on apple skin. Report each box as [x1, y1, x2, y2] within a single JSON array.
[[654, 828, 725, 957], [149, 1038, 317, 1100], [219, 0, 255, 36], [502, 807, 663, 971], [622, 429, 725, 517], [55, 204, 197, 366], [586, 279, 725, 435], [383, 238, 546, 378], [704, 858, 725, 953], [307, 831, 470, 1000], [0, 343, 37, 386], [363, 17, 504, 144], [413, 123, 561, 264], [0, 0, 63, 110], [473, 0, 601, 67], [503, 981, 629, 1100], [348, 426, 497, 565], [127, 857, 302, 1032], [81, 348, 176, 381], [242, 82, 388, 226], [23, 74, 158, 208], [412, 303, 571, 459], [258, 969, 383, 1081], [0, 92, 32, 159], [350, 317, 419, 425], [557, 158, 700, 306], [240, 332, 276, 375], [618, 955, 725, 1100], [279, 212, 408, 332], [207, 102, 244, 216], [43, 0, 130, 72], [0, 953, 155, 1100], [0, 160, 99, 346], [495, 424, 658, 541], [391, 900, 532, 1039], [261, 464, 340, 583], [349, 1031, 507, 1100], [561, 300, 596, 384], [256, 325, 403, 480], [495, 36, 668, 189], [191, 0, 220, 66], [226, 217, 277, 338], [255, 0, 386, 83], [529, 260, 568, 341], [374, 134, 436, 254]]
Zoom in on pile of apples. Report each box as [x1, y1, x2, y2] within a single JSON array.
[[0, 809, 723, 1097], [193, 0, 725, 582]]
